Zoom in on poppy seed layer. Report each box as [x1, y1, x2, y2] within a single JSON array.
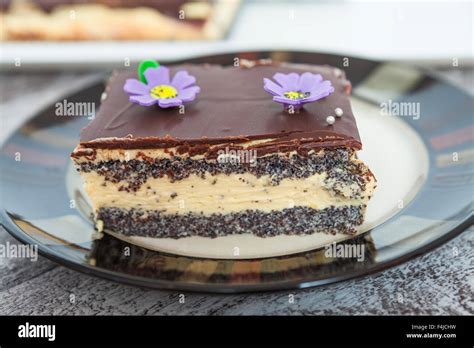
[[78, 148, 372, 198], [97, 205, 365, 239]]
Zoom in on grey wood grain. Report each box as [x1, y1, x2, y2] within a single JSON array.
[[0, 227, 471, 315], [0, 69, 473, 315]]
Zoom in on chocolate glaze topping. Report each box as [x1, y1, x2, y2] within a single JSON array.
[[79, 61, 362, 157]]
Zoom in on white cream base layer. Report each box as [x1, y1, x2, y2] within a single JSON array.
[[82, 171, 373, 216], [68, 98, 429, 259]]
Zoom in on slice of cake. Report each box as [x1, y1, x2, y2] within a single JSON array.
[[0, 0, 239, 41], [71, 59, 376, 240]]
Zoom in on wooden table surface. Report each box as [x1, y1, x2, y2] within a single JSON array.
[[0, 67, 473, 315]]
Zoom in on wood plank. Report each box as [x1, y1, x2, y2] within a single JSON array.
[[0, 226, 471, 315]]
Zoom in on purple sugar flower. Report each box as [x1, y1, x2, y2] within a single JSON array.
[[124, 66, 200, 108], [263, 72, 335, 111]]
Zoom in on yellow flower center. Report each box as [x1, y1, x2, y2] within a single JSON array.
[[284, 91, 310, 100], [150, 85, 178, 99]]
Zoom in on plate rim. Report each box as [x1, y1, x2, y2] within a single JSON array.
[[1, 209, 472, 293]]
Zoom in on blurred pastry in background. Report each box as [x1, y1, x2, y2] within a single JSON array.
[[0, 0, 240, 40]]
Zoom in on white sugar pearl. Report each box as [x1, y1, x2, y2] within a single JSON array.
[[326, 115, 336, 125], [335, 107, 343, 117], [333, 68, 342, 78]]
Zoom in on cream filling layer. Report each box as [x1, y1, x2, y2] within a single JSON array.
[[81, 171, 374, 215]]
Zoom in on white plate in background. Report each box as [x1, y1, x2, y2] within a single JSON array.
[[1, 0, 472, 69]]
